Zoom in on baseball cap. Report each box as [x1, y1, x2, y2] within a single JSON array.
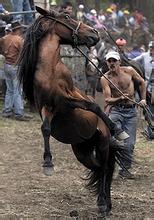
[[90, 9, 97, 15], [105, 51, 120, 61], [79, 4, 84, 9], [148, 41, 154, 48], [50, 0, 57, 6]]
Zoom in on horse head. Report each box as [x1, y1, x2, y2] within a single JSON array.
[[36, 6, 100, 48]]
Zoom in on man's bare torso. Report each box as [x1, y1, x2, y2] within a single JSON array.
[[106, 66, 135, 104]]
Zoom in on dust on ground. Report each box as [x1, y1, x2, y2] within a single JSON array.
[[0, 111, 153, 220]]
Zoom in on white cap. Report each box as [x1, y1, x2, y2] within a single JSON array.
[[50, 0, 57, 6], [79, 4, 84, 9], [105, 51, 120, 61], [90, 9, 97, 15], [5, 23, 11, 32], [148, 41, 154, 48]]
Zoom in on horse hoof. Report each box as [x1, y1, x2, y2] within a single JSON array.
[[97, 214, 106, 220], [106, 210, 112, 216], [43, 166, 54, 176], [98, 205, 107, 219]]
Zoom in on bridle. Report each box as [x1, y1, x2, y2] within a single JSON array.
[[45, 14, 81, 47], [43, 14, 151, 115]]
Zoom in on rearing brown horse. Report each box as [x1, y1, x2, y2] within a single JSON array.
[[18, 6, 130, 217]]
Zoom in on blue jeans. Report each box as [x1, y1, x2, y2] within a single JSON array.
[[3, 63, 24, 117], [109, 106, 137, 169], [11, 0, 33, 25]]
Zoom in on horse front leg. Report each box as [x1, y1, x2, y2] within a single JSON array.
[[41, 107, 54, 175]]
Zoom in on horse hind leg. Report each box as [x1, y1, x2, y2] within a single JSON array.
[[41, 117, 54, 175], [72, 130, 111, 217], [71, 130, 102, 170], [94, 130, 113, 217]]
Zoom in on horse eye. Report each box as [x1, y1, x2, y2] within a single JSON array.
[[65, 15, 70, 20]]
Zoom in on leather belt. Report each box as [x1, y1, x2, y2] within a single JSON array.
[[115, 103, 136, 108]]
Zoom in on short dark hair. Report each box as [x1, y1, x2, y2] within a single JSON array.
[[61, 1, 73, 9]]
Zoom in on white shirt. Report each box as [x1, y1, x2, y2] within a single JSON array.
[[134, 51, 154, 92]]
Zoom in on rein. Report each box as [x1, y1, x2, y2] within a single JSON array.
[[43, 14, 151, 116], [76, 46, 139, 105], [76, 46, 152, 116]]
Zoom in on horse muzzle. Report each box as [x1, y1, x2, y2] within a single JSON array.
[[86, 29, 100, 47], [86, 35, 100, 47]]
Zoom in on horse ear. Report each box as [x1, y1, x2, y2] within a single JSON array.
[[35, 6, 49, 15]]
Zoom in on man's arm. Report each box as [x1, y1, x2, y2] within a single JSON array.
[[133, 54, 144, 62], [100, 76, 126, 105]]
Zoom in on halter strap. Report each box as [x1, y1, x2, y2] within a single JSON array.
[[72, 21, 81, 47], [45, 15, 81, 47]]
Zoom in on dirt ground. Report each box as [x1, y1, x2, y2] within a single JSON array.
[[0, 105, 153, 220]]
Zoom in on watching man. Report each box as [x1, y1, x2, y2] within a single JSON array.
[[0, 21, 30, 121]]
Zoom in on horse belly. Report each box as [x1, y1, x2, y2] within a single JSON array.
[[50, 109, 98, 144]]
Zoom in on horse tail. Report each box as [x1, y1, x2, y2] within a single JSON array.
[[85, 146, 132, 197], [82, 131, 113, 196], [72, 130, 111, 196], [85, 169, 103, 195]]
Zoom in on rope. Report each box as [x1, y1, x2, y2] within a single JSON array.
[[77, 46, 138, 104], [76, 46, 152, 117]]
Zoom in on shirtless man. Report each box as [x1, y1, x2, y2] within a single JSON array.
[[101, 51, 146, 178]]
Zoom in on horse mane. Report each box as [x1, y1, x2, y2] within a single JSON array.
[[18, 13, 56, 104]]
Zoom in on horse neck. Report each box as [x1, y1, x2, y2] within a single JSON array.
[[39, 34, 61, 67]]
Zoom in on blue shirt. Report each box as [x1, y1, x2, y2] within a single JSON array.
[[0, 4, 5, 13], [127, 50, 142, 59]]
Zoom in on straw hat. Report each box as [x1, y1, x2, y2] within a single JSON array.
[[123, 10, 130, 15], [106, 8, 113, 13]]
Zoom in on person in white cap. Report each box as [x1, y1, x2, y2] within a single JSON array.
[[77, 4, 85, 21], [101, 51, 146, 178]]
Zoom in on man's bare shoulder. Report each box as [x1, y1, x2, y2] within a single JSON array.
[[120, 66, 135, 75], [100, 72, 111, 88], [101, 71, 110, 81]]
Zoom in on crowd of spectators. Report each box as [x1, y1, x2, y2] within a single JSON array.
[[76, 3, 150, 37]]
